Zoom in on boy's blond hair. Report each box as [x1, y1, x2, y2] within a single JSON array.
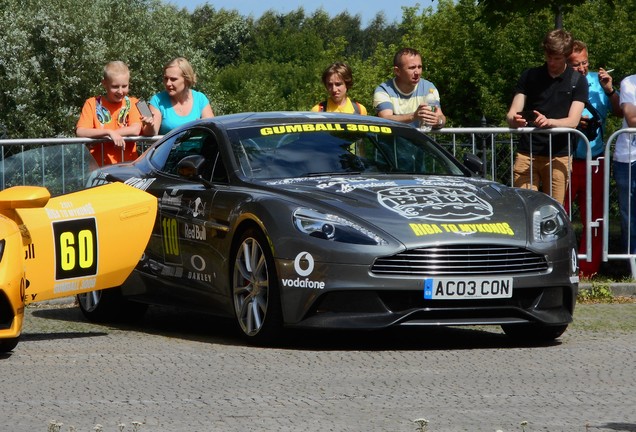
[[102, 61, 130, 81]]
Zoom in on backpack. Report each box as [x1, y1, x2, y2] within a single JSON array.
[[570, 73, 602, 142], [318, 99, 362, 115]]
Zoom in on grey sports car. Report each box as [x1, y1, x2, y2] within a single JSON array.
[[81, 112, 578, 344]]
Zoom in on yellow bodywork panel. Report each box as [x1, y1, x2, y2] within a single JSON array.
[[9, 183, 157, 304]]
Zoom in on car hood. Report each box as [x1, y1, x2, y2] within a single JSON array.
[[262, 175, 533, 247]]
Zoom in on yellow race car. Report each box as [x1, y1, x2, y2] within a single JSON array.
[[0, 182, 156, 352]]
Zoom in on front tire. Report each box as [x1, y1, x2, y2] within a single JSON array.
[[77, 288, 147, 323], [0, 337, 19, 353], [231, 228, 283, 345], [501, 323, 568, 342]]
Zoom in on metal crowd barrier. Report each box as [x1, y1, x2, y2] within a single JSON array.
[[0, 136, 160, 195], [428, 127, 594, 266], [4, 128, 633, 277], [603, 128, 636, 276]]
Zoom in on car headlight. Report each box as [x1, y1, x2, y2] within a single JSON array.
[[293, 208, 388, 245], [533, 204, 568, 242]]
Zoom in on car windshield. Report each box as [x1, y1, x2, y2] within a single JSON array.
[[229, 122, 466, 179]]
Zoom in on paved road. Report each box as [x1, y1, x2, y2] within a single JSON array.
[[1, 302, 635, 432]]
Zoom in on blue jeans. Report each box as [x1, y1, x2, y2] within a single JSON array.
[[613, 161, 636, 253]]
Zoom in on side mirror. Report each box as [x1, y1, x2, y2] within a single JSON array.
[[0, 186, 50, 210], [176, 154, 213, 187], [177, 154, 206, 179], [463, 153, 485, 177]]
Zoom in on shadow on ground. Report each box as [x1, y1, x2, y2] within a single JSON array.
[[28, 304, 560, 352]]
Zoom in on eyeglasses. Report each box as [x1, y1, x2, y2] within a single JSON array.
[[570, 60, 589, 68]]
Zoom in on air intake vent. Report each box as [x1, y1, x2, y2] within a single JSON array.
[[371, 245, 548, 276]]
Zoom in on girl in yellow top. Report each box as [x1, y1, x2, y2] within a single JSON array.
[[311, 63, 367, 115]]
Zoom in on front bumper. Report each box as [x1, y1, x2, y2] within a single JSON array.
[[276, 259, 577, 330]]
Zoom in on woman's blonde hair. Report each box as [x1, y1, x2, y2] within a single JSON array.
[[164, 57, 197, 88]]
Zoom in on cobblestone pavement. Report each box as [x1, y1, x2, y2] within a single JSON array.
[[0, 303, 634, 432]]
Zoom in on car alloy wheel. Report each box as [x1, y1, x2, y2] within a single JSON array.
[[232, 228, 282, 343], [77, 288, 147, 323], [78, 290, 102, 313]]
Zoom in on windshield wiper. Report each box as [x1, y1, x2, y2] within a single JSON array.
[[303, 171, 362, 177]]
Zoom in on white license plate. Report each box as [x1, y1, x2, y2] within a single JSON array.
[[424, 277, 513, 300]]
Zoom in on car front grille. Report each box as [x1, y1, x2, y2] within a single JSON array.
[[371, 245, 548, 276]]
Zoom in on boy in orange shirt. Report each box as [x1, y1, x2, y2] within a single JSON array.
[[76, 61, 142, 166]]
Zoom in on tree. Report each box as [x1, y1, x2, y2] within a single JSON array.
[[477, 0, 615, 29], [0, 0, 204, 138], [1, 0, 634, 138], [190, 6, 252, 68]]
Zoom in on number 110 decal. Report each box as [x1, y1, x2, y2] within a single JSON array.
[[53, 218, 98, 280]]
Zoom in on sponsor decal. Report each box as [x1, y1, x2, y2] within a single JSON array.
[[266, 176, 405, 192], [187, 255, 213, 281], [187, 271, 212, 282], [267, 177, 328, 186], [54, 277, 96, 294], [160, 189, 182, 209], [314, 177, 479, 194], [89, 172, 110, 187], [260, 123, 392, 136], [46, 202, 96, 220], [125, 177, 156, 191], [53, 218, 98, 280], [24, 243, 35, 260], [184, 223, 206, 241], [281, 251, 325, 290], [187, 197, 206, 218], [281, 277, 325, 289], [316, 177, 398, 193], [191, 254, 206, 271], [294, 251, 314, 276], [410, 222, 514, 236], [260, 123, 393, 136], [378, 180, 493, 222]]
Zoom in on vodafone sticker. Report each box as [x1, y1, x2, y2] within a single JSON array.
[[294, 252, 314, 276]]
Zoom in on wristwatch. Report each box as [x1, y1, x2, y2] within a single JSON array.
[[438, 118, 444, 126]]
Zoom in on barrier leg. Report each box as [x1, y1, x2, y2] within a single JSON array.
[[630, 257, 636, 279]]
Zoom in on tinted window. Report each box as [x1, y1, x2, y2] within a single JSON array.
[[229, 123, 466, 179], [148, 129, 228, 182]]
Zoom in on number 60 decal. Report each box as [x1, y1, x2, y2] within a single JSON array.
[[53, 218, 98, 280]]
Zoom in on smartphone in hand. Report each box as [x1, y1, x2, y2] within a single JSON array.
[[136, 99, 153, 118], [517, 110, 538, 122]]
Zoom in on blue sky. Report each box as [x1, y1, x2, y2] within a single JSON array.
[[168, 0, 437, 25]]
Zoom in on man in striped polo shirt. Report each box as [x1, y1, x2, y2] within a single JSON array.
[[373, 47, 447, 129]]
